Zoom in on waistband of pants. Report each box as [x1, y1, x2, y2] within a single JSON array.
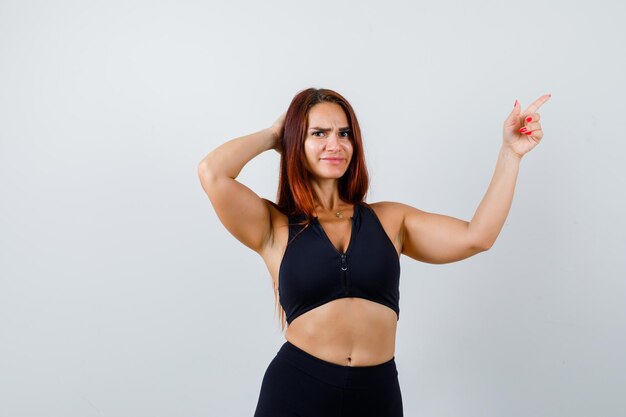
[[276, 340, 398, 389]]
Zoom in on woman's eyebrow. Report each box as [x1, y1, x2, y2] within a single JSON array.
[[308, 127, 351, 131]]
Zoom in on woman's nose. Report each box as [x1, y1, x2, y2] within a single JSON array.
[[326, 132, 341, 147]]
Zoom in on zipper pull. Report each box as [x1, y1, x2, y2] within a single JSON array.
[[340, 254, 347, 271]]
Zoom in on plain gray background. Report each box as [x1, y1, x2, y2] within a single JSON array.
[[1, 0, 625, 416]]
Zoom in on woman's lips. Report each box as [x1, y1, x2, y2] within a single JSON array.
[[321, 158, 344, 164]]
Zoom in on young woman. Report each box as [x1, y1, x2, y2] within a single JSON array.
[[198, 88, 550, 416]]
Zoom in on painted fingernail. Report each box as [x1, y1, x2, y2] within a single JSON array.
[[514, 99, 518, 108], [519, 127, 528, 133], [525, 116, 532, 123], [524, 130, 533, 135]]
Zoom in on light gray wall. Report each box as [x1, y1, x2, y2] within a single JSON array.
[[1, 0, 624, 416]]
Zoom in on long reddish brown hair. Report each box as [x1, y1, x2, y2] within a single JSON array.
[[263, 87, 371, 332]]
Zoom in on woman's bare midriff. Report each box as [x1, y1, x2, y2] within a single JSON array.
[[261, 201, 403, 367], [285, 298, 398, 366]]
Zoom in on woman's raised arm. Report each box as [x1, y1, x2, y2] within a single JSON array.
[[197, 113, 285, 254], [399, 94, 551, 264]]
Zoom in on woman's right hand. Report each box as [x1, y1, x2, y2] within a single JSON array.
[[269, 111, 286, 154]]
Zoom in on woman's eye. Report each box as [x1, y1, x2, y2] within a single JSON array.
[[312, 131, 350, 138]]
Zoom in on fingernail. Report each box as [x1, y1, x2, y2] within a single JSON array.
[[524, 131, 533, 135], [519, 127, 527, 133], [525, 116, 532, 123], [514, 99, 518, 108]]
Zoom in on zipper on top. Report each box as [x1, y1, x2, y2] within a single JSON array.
[[341, 254, 348, 295], [313, 204, 358, 295]]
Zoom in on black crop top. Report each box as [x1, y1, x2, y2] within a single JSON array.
[[278, 202, 400, 325]]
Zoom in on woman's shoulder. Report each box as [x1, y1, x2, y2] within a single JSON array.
[[362, 200, 426, 224], [362, 200, 407, 213], [360, 200, 408, 222]]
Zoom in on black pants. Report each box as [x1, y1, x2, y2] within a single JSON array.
[[253, 341, 403, 417]]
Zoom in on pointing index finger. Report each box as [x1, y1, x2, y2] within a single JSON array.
[[524, 93, 552, 114]]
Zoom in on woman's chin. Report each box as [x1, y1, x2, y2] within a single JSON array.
[[312, 172, 346, 180]]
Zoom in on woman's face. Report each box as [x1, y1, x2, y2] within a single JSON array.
[[303, 102, 354, 180]]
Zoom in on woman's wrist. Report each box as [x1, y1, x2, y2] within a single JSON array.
[[268, 126, 279, 142], [266, 126, 281, 153], [500, 145, 523, 161]]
